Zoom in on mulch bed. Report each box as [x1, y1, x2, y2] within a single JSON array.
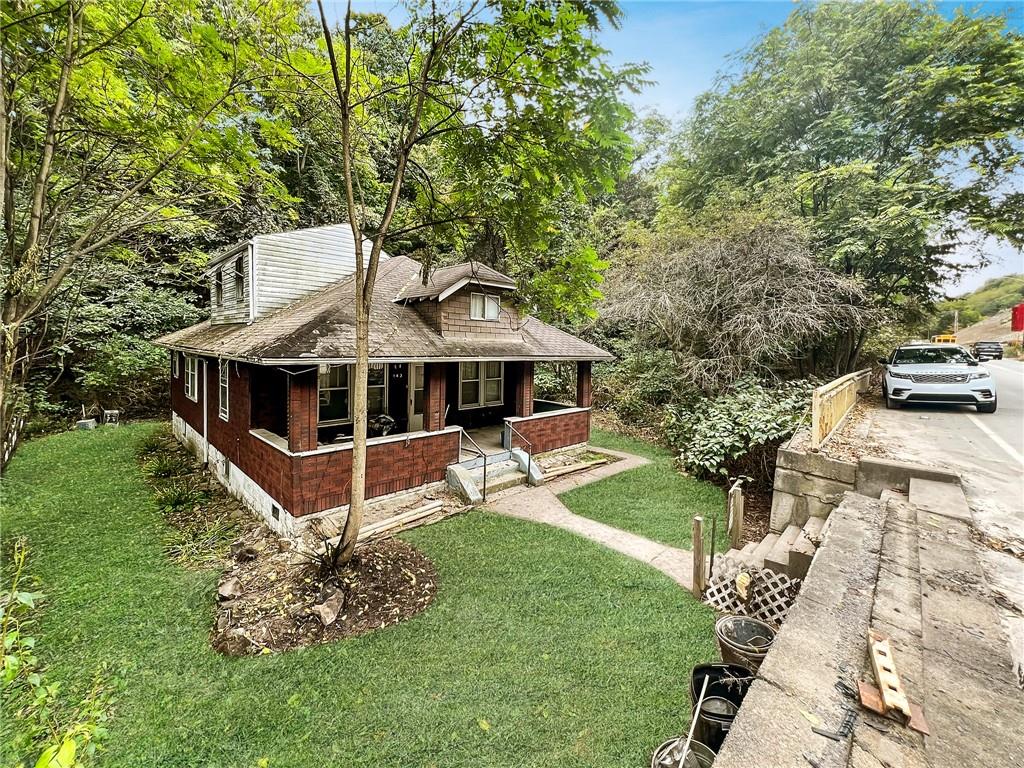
[[211, 530, 438, 656]]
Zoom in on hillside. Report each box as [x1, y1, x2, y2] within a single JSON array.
[[955, 309, 1018, 345], [932, 273, 1024, 339]]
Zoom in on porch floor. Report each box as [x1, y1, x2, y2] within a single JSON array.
[[461, 425, 507, 461]]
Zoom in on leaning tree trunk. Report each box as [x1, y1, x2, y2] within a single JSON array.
[[0, 320, 25, 469], [337, 295, 370, 563]]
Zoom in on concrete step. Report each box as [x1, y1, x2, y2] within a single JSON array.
[[469, 460, 526, 495], [908, 477, 971, 522], [789, 518, 827, 580], [802, 516, 826, 543], [460, 449, 513, 470], [750, 533, 779, 569], [764, 525, 803, 573]]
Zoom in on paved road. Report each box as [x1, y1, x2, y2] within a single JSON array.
[[863, 359, 1024, 684]]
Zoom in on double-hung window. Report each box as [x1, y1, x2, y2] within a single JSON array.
[[184, 356, 199, 402], [470, 292, 500, 321], [218, 361, 229, 421], [460, 361, 503, 408], [214, 270, 224, 307], [233, 257, 244, 300], [318, 365, 350, 425], [318, 364, 389, 424], [172, 351, 179, 378]]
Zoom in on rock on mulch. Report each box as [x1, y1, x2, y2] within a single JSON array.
[[211, 528, 438, 656]]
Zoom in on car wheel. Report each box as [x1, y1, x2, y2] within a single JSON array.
[[883, 385, 900, 409], [977, 399, 997, 414]]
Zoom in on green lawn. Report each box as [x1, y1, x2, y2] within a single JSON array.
[[1, 424, 717, 768], [559, 429, 728, 552]]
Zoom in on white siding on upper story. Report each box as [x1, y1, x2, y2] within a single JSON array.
[[209, 248, 251, 325], [252, 223, 389, 318]]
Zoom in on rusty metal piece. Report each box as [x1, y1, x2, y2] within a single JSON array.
[[858, 680, 930, 736], [868, 629, 912, 719], [909, 703, 930, 736]]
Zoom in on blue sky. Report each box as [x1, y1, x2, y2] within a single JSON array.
[[344, 0, 1023, 294]]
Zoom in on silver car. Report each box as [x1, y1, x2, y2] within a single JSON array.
[[880, 343, 997, 413]]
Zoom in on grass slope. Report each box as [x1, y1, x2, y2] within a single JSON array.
[[560, 429, 727, 552], [1, 424, 717, 768]]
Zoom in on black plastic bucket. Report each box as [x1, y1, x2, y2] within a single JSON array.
[[651, 738, 716, 768], [690, 663, 753, 752]]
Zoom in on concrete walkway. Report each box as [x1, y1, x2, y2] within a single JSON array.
[[485, 448, 696, 589]]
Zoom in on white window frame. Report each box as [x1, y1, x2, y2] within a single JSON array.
[[318, 364, 351, 426], [184, 355, 199, 402], [459, 361, 503, 409], [470, 292, 501, 321], [218, 361, 229, 421], [214, 269, 224, 307], [172, 351, 179, 378], [317, 363, 390, 425], [233, 256, 244, 301]]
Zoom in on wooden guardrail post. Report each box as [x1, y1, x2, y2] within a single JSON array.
[[727, 481, 744, 549], [692, 515, 705, 598]]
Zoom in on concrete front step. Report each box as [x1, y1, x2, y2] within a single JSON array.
[[469, 459, 527, 496], [763, 524, 802, 573]]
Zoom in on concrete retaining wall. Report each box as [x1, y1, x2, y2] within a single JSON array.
[[770, 435, 960, 533], [715, 492, 886, 768]]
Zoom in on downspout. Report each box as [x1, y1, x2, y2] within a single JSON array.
[[202, 358, 209, 466], [248, 242, 256, 323]]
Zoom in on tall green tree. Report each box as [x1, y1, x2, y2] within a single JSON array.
[[664, 1, 1023, 372], [0, 0, 308, 463], [313, 0, 643, 563]]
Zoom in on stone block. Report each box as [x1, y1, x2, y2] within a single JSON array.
[[76, 418, 97, 430], [908, 477, 972, 523], [777, 446, 858, 484], [855, 456, 959, 497], [770, 490, 802, 532]]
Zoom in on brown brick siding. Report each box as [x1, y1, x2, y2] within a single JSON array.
[[171, 356, 460, 519], [515, 361, 534, 417], [507, 409, 590, 454]]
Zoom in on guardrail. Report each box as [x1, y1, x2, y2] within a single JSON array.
[[810, 368, 872, 449]]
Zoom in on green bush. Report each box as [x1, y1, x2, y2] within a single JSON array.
[[142, 453, 193, 479], [153, 479, 208, 513], [1, 538, 112, 768], [662, 376, 813, 487]]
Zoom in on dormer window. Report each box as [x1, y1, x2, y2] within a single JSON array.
[[470, 292, 500, 321], [214, 269, 224, 306], [233, 257, 244, 299]]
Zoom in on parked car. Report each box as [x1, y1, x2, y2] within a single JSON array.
[[970, 341, 1004, 360], [879, 343, 997, 413]]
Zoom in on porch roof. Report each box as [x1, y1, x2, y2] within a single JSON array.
[[155, 255, 612, 363]]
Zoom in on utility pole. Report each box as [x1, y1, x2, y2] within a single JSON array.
[[953, 309, 959, 335]]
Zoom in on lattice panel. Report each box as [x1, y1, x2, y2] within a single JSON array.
[[704, 557, 801, 627]]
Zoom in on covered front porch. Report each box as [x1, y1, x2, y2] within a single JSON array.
[[250, 359, 593, 455]]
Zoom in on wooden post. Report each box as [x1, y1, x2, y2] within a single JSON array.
[[692, 515, 705, 598], [728, 481, 744, 549]]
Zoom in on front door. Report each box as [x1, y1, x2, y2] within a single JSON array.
[[408, 363, 424, 431]]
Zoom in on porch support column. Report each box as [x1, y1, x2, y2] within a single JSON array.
[[576, 360, 593, 408], [515, 361, 534, 417], [287, 368, 319, 452], [424, 362, 446, 431]]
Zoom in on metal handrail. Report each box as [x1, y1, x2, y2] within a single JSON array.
[[460, 429, 488, 501], [505, 422, 533, 483]]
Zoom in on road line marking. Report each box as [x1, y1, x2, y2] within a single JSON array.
[[967, 413, 1024, 468]]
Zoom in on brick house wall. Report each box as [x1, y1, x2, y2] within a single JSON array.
[[171, 355, 460, 521], [506, 408, 590, 454]]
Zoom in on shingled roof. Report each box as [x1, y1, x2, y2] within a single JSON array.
[[394, 260, 516, 302], [155, 256, 612, 363]]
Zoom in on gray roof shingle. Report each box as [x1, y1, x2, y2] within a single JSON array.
[[155, 256, 612, 363], [394, 260, 516, 301]]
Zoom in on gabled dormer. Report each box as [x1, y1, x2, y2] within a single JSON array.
[[393, 261, 520, 337], [205, 223, 389, 326]]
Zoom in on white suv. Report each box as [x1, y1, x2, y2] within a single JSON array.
[[880, 344, 997, 413]]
